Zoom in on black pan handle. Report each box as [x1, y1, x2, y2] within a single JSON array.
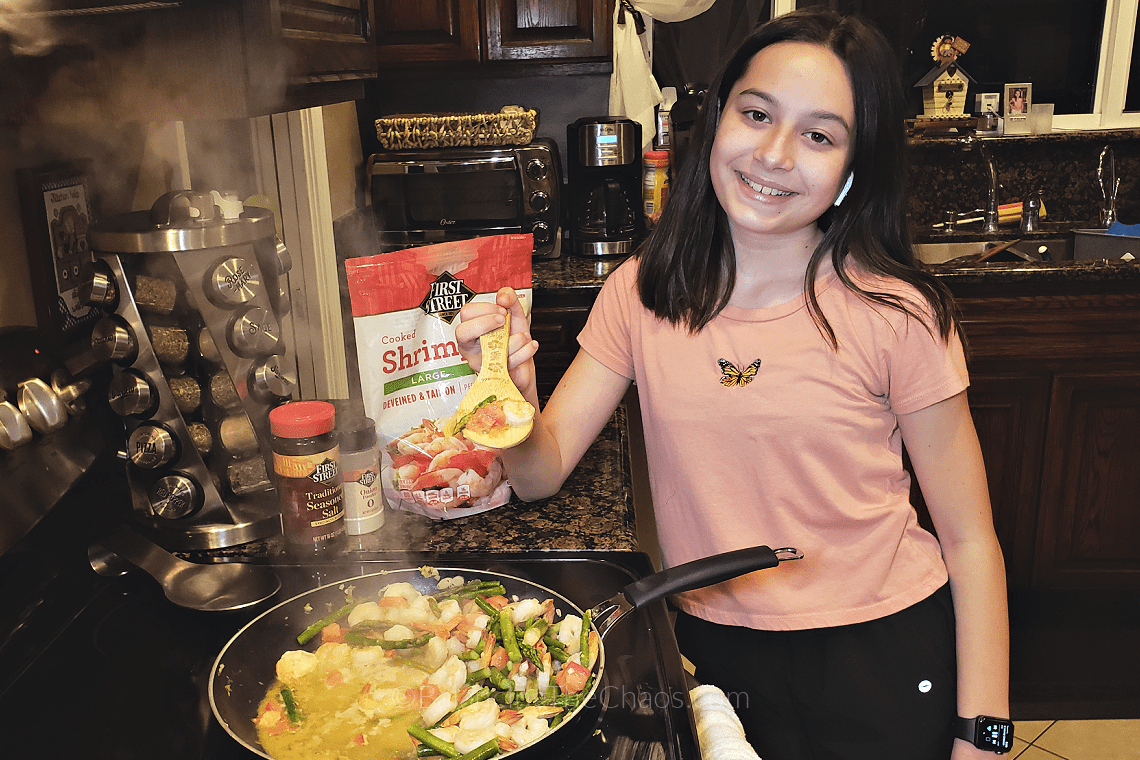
[[621, 545, 782, 609]]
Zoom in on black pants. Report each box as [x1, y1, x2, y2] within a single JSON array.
[[674, 584, 957, 760]]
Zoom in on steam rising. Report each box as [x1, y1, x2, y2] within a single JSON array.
[[2, 0, 289, 214]]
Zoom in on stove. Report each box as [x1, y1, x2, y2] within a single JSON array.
[[2, 516, 698, 759], [0, 326, 699, 758]]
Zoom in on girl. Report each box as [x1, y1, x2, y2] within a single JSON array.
[[456, 9, 1010, 759]]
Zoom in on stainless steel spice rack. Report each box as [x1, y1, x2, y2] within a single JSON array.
[[86, 191, 296, 550]]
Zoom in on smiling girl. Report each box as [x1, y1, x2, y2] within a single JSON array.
[[455, 9, 1010, 759]]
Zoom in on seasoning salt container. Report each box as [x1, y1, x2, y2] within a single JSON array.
[[269, 400, 345, 553], [338, 415, 384, 535]]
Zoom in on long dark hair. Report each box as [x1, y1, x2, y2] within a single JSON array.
[[636, 8, 957, 347]]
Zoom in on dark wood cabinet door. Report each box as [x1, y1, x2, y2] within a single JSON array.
[[278, 0, 377, 80], [484, 0, 611, 62], [967, 373, 1051, 589], [1035, 371, 1140, 589], [531, 302, 592, 394], [375, 0, 482, 63]]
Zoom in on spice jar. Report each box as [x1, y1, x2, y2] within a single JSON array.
[[269, 400, 345, 553], [338, 414, 384, 535], [643, 149, 670, 227]]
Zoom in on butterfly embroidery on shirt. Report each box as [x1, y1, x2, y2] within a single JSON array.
[[717, 358, 762, 387]]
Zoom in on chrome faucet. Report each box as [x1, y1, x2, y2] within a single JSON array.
[[1098, 145, 1119, 227], [959, 134, 1000, 234]]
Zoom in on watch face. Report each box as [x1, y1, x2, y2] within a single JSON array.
[[979, 718, 1014, 752]]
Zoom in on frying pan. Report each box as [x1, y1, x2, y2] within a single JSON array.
[[210, 545, 802, 758]]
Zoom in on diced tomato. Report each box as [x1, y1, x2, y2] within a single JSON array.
[[411, 471, 450, 491], [325, 670, 345, 688], [445, 449, 497, 477], [489, 645, 509, 670], [555, 661, 591, 695], [466, 403, 507, 434], [352, 733, 366, 746], [320, 622, 344, 644]]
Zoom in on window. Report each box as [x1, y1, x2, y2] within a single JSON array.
[[776, 0, 1140, 129]]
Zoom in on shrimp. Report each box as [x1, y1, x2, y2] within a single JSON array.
[[275, 649, 318, 683], [557, 614, 583, 654], [347, 600, 381, 627], [427, 655, 467, 695], [422, 691, 457, 727], [455, 697, 500, 731], [509, 598, 545, 626]]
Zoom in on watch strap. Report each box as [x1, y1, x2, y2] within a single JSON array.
[[955, 715, 978, 743]]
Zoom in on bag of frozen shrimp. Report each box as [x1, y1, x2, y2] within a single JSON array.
[[344, 234, 532, 519]]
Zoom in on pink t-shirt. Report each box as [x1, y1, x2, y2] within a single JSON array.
[[578, 257, 968, 630]]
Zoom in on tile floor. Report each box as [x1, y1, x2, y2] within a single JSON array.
[[1010, 719, 1140, 759]]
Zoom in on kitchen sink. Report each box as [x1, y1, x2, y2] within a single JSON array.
[[913, 236, 1074, 264]]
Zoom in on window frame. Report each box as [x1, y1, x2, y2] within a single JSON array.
[[774, 0, 1140, 130]]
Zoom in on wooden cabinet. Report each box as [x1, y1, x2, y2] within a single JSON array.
[[0, 1, 377, 123], [950, 286, 1140, 590], [531, 287, 597, 395], [375, 0, 611, 68], [1035, 371, 1140, 588]]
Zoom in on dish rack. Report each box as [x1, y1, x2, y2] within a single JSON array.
[[375, 106, 537, 150]]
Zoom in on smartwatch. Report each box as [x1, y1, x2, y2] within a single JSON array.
[[955, 715, 1015, 753]]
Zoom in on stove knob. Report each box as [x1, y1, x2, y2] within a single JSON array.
[[228, 306, 281, 358], [207, 256, 261, 307], [148, 473, 201, 519], [17, 378, 68, 434], [91, 316, 137, 365], [249, 355, 297, 402], [272, 239, 293, 275], [107, 370, 158, 418], [0, 400, 33, 450], [128, 423, 180, 469], [51, 370, 92, 415], [77, 260, 119, 309]]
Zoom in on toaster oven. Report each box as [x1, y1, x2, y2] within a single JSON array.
[[367, 137, 562, 258]]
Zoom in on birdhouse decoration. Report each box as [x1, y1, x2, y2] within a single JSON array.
[[916, 35, 973, 119]]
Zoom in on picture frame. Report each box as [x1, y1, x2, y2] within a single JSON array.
[[1004, 83, 1032, 116], [15, 160, 100, 347]]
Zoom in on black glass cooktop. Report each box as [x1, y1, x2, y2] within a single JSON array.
[[0, 550, 699, 760]]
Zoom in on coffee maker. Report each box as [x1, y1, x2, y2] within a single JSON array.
[[567, 117, 644, 256]]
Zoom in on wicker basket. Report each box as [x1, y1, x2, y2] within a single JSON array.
[[375, 107, 537, 150]]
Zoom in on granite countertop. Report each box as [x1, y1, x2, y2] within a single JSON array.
[[185, 405, 636, 561], [534, 249, 1140, 295]]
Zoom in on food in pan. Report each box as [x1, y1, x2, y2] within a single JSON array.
[[256, 573, 600, 760]]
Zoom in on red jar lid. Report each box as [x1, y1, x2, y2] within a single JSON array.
[[645, 150, 669, 160], [269, 400, 336, 438]]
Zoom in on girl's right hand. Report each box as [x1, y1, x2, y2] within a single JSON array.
[[456, 287, 540, 396]]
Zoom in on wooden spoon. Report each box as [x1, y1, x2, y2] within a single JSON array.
[[448, 312, 534, 449]]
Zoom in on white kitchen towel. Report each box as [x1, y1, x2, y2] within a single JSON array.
[[609, 2, 663, 153], [609, 1, 719, 152], [635, 0, 717, 22], [690, 684, 762, 759]]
